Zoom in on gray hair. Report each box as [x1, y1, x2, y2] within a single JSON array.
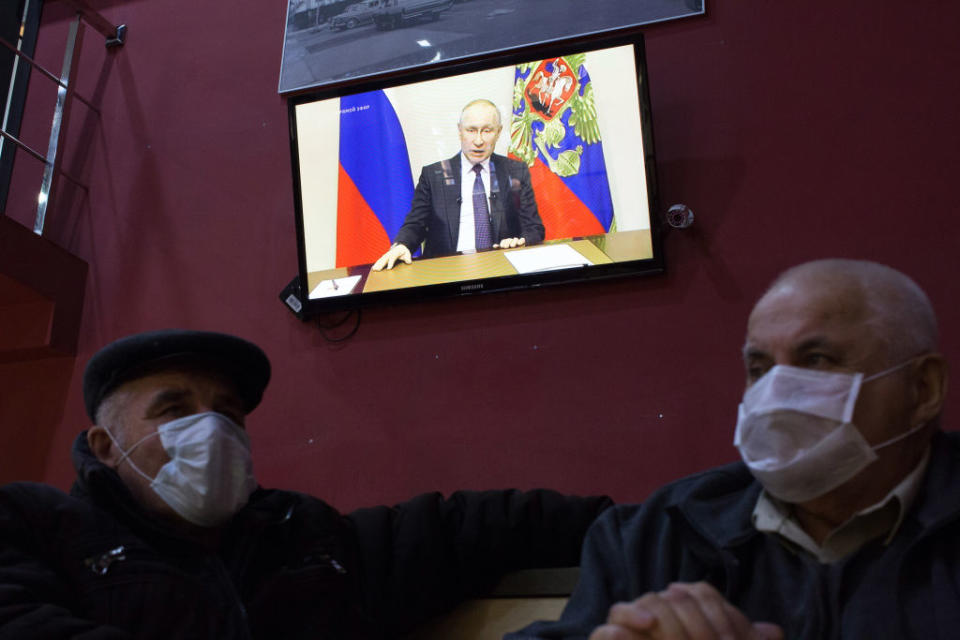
[[94, 391, 130, 446], [458, 99, 502, 128]]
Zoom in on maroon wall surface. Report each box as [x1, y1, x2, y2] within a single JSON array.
[[2, 1, 959, 510]]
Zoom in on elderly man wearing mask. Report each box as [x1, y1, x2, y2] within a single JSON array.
[[0, 329, 611, 639], [509, 259, 952, 640]]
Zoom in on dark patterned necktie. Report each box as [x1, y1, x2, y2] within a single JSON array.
[[472, 164, 492, 250]]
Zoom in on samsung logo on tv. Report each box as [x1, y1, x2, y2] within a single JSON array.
[[460, 283, 484, 292]]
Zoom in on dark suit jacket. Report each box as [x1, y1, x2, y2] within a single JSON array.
[[393, 153, 544, 259]]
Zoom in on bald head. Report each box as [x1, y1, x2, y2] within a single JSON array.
[[756, 259, 938, 364]]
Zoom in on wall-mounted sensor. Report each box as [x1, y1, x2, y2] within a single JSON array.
[[666, 204, 694, 229]]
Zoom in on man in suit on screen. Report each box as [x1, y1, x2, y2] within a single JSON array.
[[372, 99, 544, 270]]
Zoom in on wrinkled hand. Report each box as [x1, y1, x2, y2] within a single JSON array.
[[371, 244, 412, 271], [589, 582, 783, 640], [494, 237, 526, 249]]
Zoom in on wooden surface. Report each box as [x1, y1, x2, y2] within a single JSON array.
[[404, 597, 567, 640], [305, 229, 654, 296]]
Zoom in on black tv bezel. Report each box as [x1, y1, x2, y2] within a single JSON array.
[[287, 31, 663, 317]]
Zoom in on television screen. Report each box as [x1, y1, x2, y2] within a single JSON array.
[[287, 33, 662, 315]]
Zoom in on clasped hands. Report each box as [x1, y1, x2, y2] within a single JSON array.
[[590, 582, 783, 640], [371, 238, 526, 271]]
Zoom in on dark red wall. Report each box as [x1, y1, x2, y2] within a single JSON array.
[[3, 1, 959, 510]]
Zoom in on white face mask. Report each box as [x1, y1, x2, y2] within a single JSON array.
[[107, 412, 257, 527], [734, 361, 924, 503]]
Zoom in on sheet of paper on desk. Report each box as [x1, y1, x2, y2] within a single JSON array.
[[309, 275, 362, 299], [505, 244, 594, 274]]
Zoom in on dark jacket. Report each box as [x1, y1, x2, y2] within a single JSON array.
[[0, 433, 610, 639], [394, 153, 545, 258], [509, 431, 960, 640]]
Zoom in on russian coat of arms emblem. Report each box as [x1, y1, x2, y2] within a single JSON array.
[[509, 54, 603, 179], [524, 58, 578, 120]]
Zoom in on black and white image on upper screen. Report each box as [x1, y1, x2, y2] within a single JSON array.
[[279, 0, 704, 94]]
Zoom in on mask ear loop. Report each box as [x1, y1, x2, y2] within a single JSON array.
[[862, 357, 916, 383], [873, 421, 928, 452], [846, 357, 921, 424], [859, 356, 928, 451], [101, 425, 159, 482]]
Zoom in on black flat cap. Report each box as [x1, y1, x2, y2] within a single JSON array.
[[83, 329, 271, 422]]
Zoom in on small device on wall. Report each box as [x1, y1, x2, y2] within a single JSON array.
[[279, 275, 364, 341], [666, 204, 695, 229], [279, 276, 305, 320]]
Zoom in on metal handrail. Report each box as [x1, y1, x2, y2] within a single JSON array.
[[0, 1, 126, 235], [0, 35, 99, 112], [0, 128, 87, 189]]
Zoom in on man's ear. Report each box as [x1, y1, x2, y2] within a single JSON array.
[[87, 426, 120, 467], [910, 353, 949, 427]]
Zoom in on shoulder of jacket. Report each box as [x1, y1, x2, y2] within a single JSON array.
[[658, 462, 753, 504], [492, 153, 524, 169], [613, 462, 754, 517], [0, 481, 73, 508], [588, 464, 755, 548], [0, 481, 110, 544]]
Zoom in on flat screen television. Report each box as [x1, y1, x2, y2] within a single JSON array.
[[287, 32, 662, 316]]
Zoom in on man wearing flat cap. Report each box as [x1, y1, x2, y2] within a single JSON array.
[[0, 329, 610, 639]]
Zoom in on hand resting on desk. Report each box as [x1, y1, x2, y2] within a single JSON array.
[[372, 244, 413, 271], [589, 582, 783, 640], [372, 237, 527, 271], [494, 237, 526, 249]]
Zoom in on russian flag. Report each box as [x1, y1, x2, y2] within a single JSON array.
[[336, 90, 414, 268], [510, 58, 615, 240]]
